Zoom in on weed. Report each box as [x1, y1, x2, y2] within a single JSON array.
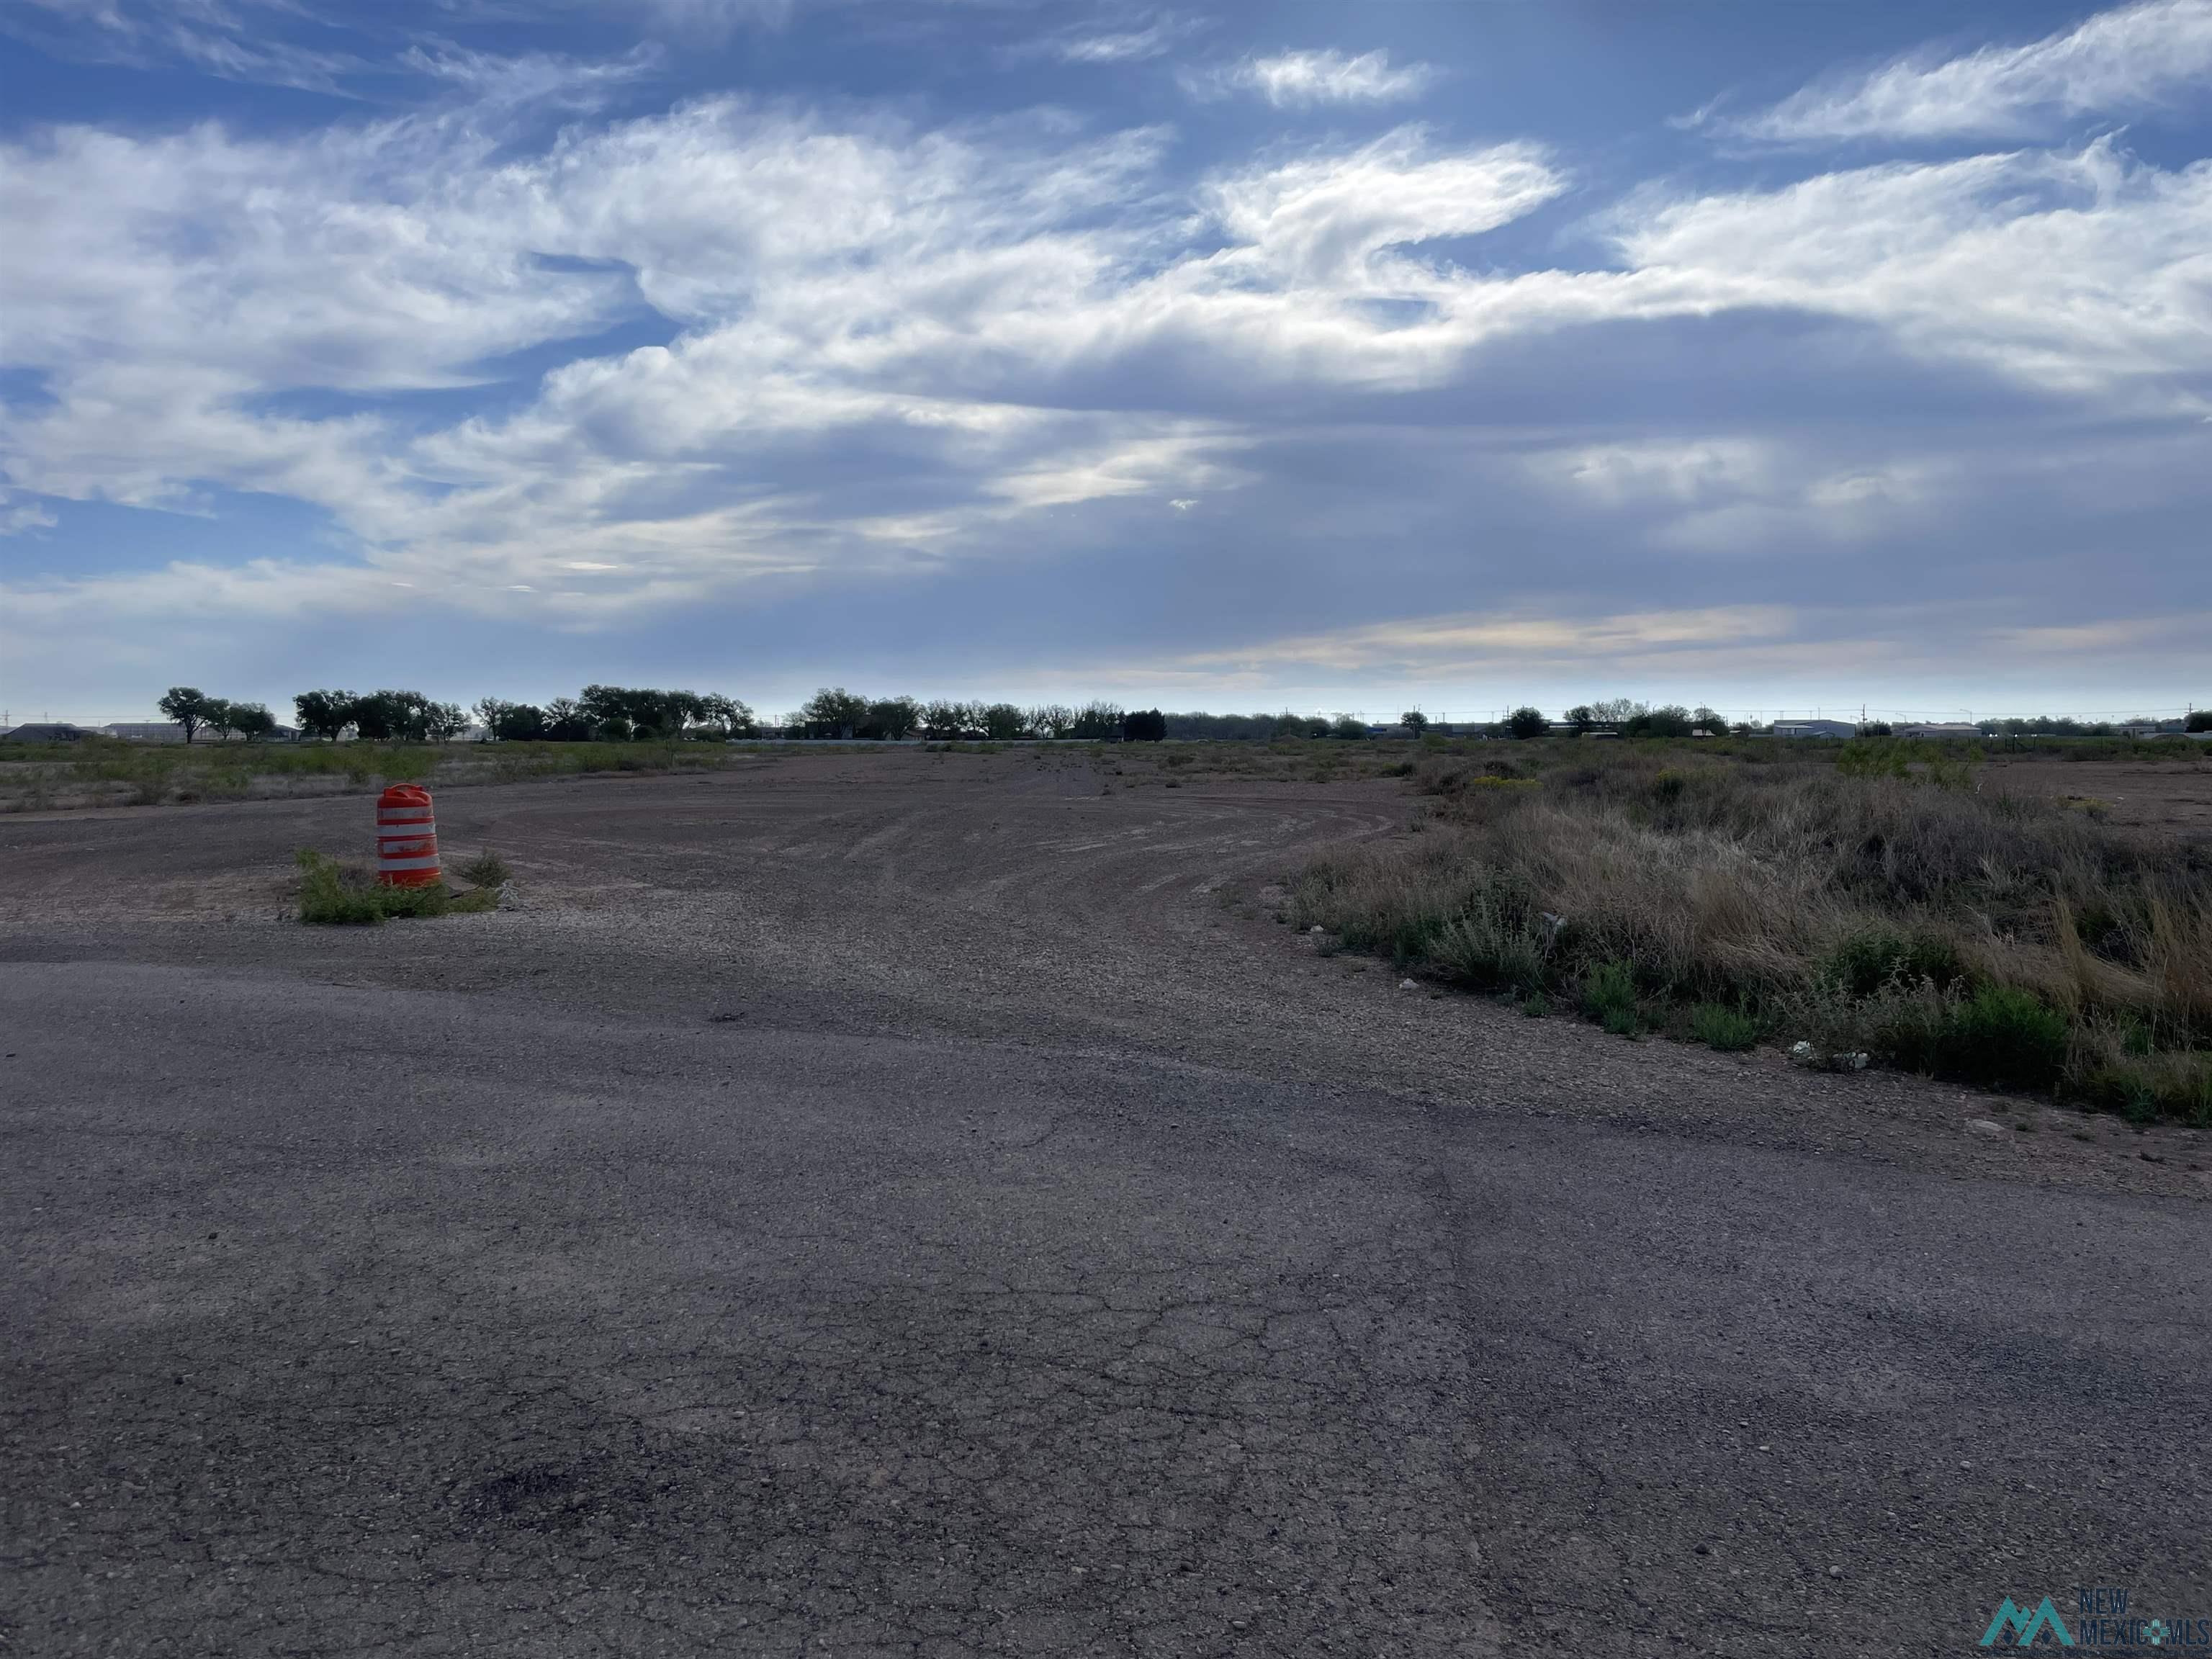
[[457, 849, 511, 888], [1822, 927, 1966, 997], [295, 848, 494, 925], [1689, 1002, 1761, 1051], [1583, 960, 1640, 1035], [1928, 986, 2069, 1092]]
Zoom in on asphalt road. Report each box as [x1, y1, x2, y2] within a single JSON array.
[[4, 751, 2208, 1656]]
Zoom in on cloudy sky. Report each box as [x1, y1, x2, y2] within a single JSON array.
[[2, 0, 2208, 724]]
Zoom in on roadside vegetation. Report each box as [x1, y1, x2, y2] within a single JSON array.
[[1289, 739, 2212, 1124], [294, 849, 498, 925]]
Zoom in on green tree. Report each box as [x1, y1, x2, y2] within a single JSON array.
[[475, 698, 547, 741], [1507, 706, 1547, 739], [1624, 704, 1694, 739], [158, 686, 214, 744], [294, 690, 355, 742], [864, 696, 921, 740], [700, 693, 757, 738], [544, 698, 591, 741], [1071, 701, 1124, 740], [348, 690, 433, 742], [800, 687, 870, 738], [229, 702, 276, 742]]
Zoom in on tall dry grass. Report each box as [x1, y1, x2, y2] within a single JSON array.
[[1292, 743, 2212, 1121]]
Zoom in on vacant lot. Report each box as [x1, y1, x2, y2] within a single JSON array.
[[4, 749, 2207, 1656], [1982, 752, 2212, 840]]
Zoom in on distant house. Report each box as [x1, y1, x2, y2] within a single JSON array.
[[1, 722, 91, 742], [1897, 723, 1982, 739], [1772, 719, 1856, 739]]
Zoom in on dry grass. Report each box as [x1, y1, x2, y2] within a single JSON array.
[[1291, 742, 2212, 1121], [0, 736, 759, 811]]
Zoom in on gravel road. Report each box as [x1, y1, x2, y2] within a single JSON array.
[[4, 748, 2208, 1656]]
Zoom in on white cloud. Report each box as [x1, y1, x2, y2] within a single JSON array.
[[4, 73, 2208, 665], [0, 0, 368, 93], [1610, 141, 2212, 397], [1025, 12, 1198, 66], [1191, 48, 1437, 108], [1174, 606, 1799, 675], [1722, 0, 2212, 143]]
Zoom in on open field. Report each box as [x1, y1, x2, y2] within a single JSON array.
[[4, 748, 2209, 1655]]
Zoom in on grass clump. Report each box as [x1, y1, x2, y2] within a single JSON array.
[[1689, 1002, 1761, 1052], [457, 849, 511, 888], [1927, 985, 2070, 1092], [295, 849, 495, 925], [1583, 961, 1641, 1036], [1822, 927, 1965, 997]]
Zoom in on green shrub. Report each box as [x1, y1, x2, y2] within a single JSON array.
[[295, 849, 493, 925], [1583, 960, 1640, 1035], [2081, 1053, 2212, 1127], [1431, 894, 1550, 992], [1822, 927, 1966, 997], [1928, 986, 2069, 1092], [1689, 1003, 1760, 1051]]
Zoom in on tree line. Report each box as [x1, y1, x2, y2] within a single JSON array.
[[176, 683, 2125, 747]]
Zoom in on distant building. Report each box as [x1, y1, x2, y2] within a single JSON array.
[[103, 720, 297, 743], [1897, 723, 1982, 739], [0, 722, 91, 742], [1772, 719, 1856, 739]]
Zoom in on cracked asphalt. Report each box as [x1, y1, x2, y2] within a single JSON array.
[[4, 747, 2208, 1655]]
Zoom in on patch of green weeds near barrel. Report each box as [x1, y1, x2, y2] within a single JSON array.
[[295, 849, 496, 925], [455, 849, 511, 888]]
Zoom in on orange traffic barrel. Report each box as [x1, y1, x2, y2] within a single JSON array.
[[375, 784, 441, 888]]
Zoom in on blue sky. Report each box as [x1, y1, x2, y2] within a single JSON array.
[[2, 0, 2208, 725]]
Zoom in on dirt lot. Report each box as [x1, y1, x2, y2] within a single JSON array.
[[1981, 750, 2212, 839], [4, 749, 2208, 1656]]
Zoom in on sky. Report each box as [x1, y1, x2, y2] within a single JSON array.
[[1, 0, 2208, 727]]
